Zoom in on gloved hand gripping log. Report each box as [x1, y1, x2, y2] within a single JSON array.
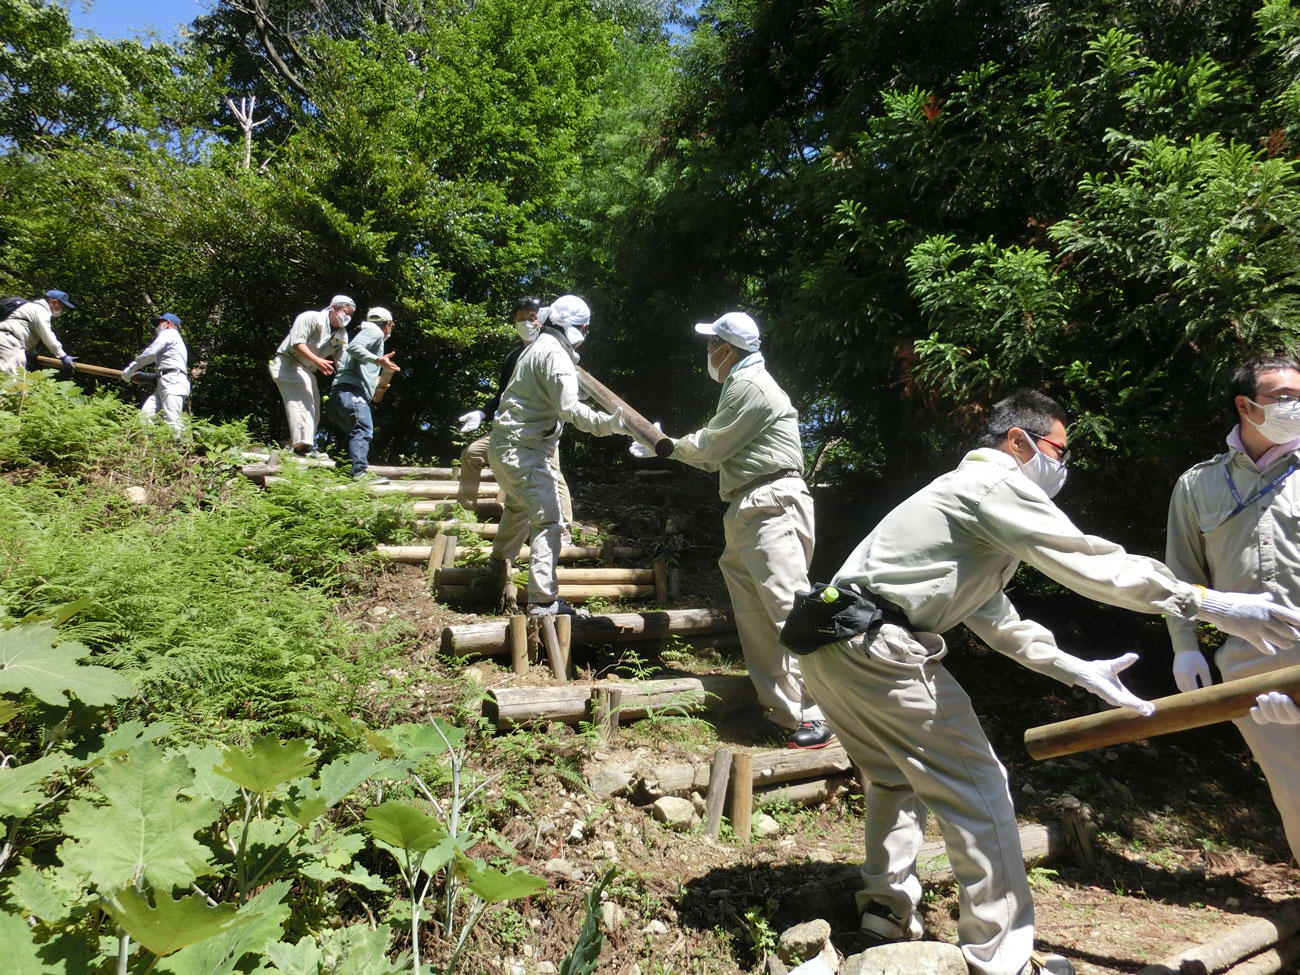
[[33, 355, 155, 384], [575, 366, 674, 458]]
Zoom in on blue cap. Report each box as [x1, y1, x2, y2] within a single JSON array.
[[44, 289, 74, 309], [153, 312, 182, 328]]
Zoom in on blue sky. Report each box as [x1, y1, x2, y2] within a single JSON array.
[[71, 0, 204, 41]]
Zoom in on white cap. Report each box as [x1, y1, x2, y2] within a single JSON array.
[[330, 295, 356, 309], [694, 311, 760, 352], [366, 306, 393, 324]]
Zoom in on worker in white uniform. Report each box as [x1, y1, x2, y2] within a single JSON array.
[[798, 389, 1300, 975], [487, 295, 623, 616], [0, 290, 76, 377], [457, 297, 573, 532], [630, 311, 831, 749], [1165, 354, 1300, 864], [269, 295, 354, 458], [121, 313, 190, 436]]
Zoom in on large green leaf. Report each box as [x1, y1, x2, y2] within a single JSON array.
[[386, 721, 463, 763], [0, 621, 132, 706], [103, 888, 252, 957], [317, 924, 407, 975], [1, 859, 90, 924], [155, 881, 292, 975], [178, 743, 240, 806], [0, 909, 63, 974], [216, 736, 316, 796], [455, 855, 547, 904], [0, 752, 70, 818], [263, 936, 322, 975], [59, 742, 219, 890], [361, 801, 447, 854]]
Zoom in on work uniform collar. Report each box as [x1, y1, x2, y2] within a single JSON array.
[[1226, 424, 1300, 472], [958, 447, 1019, 470], [538, 323, 579, 363]]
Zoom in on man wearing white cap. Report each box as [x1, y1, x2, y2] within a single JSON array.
[[270, 295, 354, 458], [327, 306, 401, 481], [487, 295, 625, 615], [121, 313, 190, 436], [631, 311, 832, 748], [0, 289, 76, 377]]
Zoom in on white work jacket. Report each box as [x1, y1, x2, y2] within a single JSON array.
[[669, 352, 805, 501], [834, 448, 1203, 685], [0, 299, 67, 357], [1165, 432, 1300, 656], [275, 308, 345, 372], [126, 328, 190, 397], [491, 330, 619, 452]]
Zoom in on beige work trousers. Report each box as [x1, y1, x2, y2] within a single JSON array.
[[719, 475, 823, 729], [460, 432, 572, 524], [488, 440, 563, 603], [1217, 638, 1300, 861], [0, 333, 27, 376], [142, 390, 187, 437], [268, 355, 320, 452], [802, 625, 1035, 975]]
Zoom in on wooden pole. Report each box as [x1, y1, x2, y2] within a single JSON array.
[[1024, 663, 1300, 761], [426, 535, 447, 578], [555, 615, 572, 678], [33, 355, 155, 384], [436, 566, 654, 585], [411, 500, 503, 518], [484, 678, 711, 730], [507, 616, 528, 674], [371, 482, 498, 498], [592, 687, 622, 741], [441, 534, 457, 568], [601, 538, 616, 566], [1135, 901, 1300, 975], [653, 561, 669, 605], [730, 751, 754, 843], [437, 583, 655, 603], [526, 619, 540, 666], [539, 617, 566, 682], [576, 366, 674, 457], [442, 608, 734, 657], [703, 747, 733, 839]]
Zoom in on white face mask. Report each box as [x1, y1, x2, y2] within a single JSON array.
[[1246, 397, 1300, 445], [336, 312, 352, 328], [707, 345, 731, 383], [563, 324, 586, 348], [515, 319, 539, 342], [1015, 435, 1068, 499], [50, 306, 62, 318]]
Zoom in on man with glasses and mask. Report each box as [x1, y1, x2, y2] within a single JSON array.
[[1165, 355, 1300, 865], [797, 388, 1300, 975], [270, 295, 355, 459]]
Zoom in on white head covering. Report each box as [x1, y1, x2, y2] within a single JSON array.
[[330, 295, 356, 310], [695, 311, 760, 352], [538, 295, 591, 329]]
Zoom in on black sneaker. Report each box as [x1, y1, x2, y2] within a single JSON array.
[[785, 719, 835, 749], [526, 597, 578, 617]]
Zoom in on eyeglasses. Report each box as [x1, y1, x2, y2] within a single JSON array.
[[1031, 433, 1071, 466], [1253, 393, 1300, 405]]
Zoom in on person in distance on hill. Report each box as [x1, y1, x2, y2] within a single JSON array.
[[797, 389, 1300, 975], [121, 313, 190, 436], [269, 295, 354, 459], [1165, 354, 1300, 864], [487, 295, 625, 616], [628, 311, 832, 749], [326, 306, 401, 482], [0, 289, 77, 377], [457, 297, 574, 535]]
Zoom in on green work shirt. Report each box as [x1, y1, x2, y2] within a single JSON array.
[[333, 322, 387, 401], [669, 352, 805, 501]]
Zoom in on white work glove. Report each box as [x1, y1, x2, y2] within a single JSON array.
[[628, 421, 661, 459], [1172, 649, 1213, 693], [120, 363, 136, 382], [458, 410, 485, 433], [1250, 691, 1300, 725], [1196, 589, 1300, 656], [1070, 652, 1155, 716]]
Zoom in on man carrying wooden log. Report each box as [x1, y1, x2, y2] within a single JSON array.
[[796, 389, 1300, 975], [0, 289, 76, 377], [629, 311, 832, 749], [457, 297, 574, 536], [487, 295, 625, 616], [121, 313, 189, 436], [1166, 355, 1300, 864]]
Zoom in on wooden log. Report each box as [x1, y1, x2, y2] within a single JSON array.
[[371, 481, 499, 498], [440, 608, 733, 657], [441, 534, 456, 568], [555, 615, 572, 678], [1025, 663, 1300, 761], [484, 678, 708, 730], [243, 463, 483, 481], [438, 584, 655, 603], [419, 521, 499, 537], [539, 617, 566, 682], [526, 618, 540, 665], [411, 500, 502, 518], [1136, 901, 1300, 975], [436, 566, 653, 585], [33, 355, 155, 384], [754, 775, 853, 808], [639, 743, 853, 798], [507, 616, 527, 674], [576, 365, 674, 457], [703, 747, 733, 838], [425, 535, 447, 577], [653, 561, 669, 605], [379, 543, 641, 564], [731, 752, 754, 843], [592, 687, 621, 741], [1222, 933, 1300, 975]]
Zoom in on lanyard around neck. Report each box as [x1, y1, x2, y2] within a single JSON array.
[[1223, 456, 1300, 520]]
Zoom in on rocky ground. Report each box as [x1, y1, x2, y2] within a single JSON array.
[[355, 458, 1300, 974]]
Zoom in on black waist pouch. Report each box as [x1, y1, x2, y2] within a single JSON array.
[[780, 583, 907, 655]]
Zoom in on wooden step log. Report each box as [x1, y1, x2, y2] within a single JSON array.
[[378, 544, 640, 564], [240, 454, 493, 481], [634, 743, 854, 799], [370, 481, 499, 498], [438, 566, 654, 586], [412, 500, 503, 518], [441, 608, 734, 657], [438, 584, 655, 604]]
